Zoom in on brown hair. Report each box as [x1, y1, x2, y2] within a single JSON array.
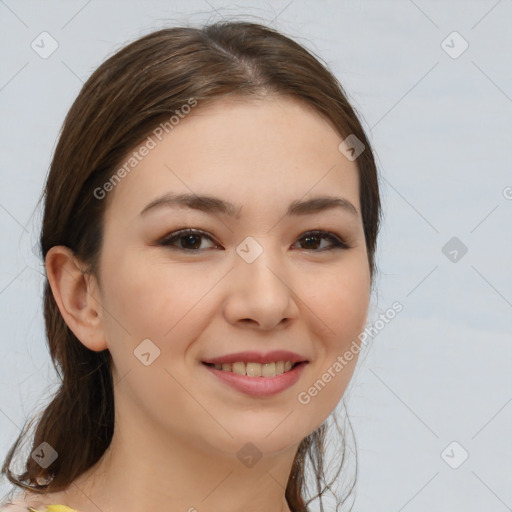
[[1, 20, 381, 511]]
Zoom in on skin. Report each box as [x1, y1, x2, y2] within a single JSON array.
[[32, 95, 371, 512]]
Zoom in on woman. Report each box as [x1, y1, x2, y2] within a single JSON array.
[[1, 20, 381, 512]]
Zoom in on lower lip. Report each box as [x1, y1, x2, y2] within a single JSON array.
[[202, 362, 308, 397]]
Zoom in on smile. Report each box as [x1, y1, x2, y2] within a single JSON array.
[[203, 360, 300, 377], [202, 361, 308, 397]]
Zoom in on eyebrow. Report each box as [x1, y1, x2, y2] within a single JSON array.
[[139, 193, 359, 219]]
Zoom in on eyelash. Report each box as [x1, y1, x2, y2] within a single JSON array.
[[158, 228, 351, 252]]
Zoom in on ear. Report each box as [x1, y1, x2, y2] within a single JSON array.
[[45, 246, 108, 352]]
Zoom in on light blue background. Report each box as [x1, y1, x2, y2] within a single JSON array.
[[1, 1, 511, 510]]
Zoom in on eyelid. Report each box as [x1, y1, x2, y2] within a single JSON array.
[[157, 228, 351, 252], [158, 228, 221, 250], [297, 230, 351, 250]]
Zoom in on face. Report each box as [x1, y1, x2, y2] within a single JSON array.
[[93, 96, 371, 458]]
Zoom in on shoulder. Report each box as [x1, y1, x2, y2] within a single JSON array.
[[0, 492, 78, 512], [0, 503, 75, 512], [0, 494, 30, 511], [0, 494, 59, 512], [0, 502, 35, 511]]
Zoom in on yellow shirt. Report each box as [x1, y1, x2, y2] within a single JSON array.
[[28, 507, 79, 512]]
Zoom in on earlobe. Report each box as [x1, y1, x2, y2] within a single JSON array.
[[45, 246, 108, 352]]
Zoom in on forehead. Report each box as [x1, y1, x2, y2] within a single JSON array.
[[106, 96, 360, 219]]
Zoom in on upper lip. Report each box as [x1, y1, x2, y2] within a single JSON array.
[[202, 350, 309, 365]]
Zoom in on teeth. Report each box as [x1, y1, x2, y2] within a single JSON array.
[[246, 362, 262, 377], [212, 361, 298, 377], [232, 362, 245, 375], [261, 362, 275, 377]]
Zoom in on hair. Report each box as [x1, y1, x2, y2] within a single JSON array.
[[1, 20, 381, 512]]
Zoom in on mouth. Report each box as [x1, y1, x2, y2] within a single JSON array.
[[201, 360, 305, 378], [201, 360, 308, 397]]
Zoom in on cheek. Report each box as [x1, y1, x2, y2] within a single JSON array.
[[98, 250, 221, 355], [302, 256, 371, 343], [294, 259, 370, 416]]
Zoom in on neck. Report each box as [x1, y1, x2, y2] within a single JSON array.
[[59, 418, 297, 512]]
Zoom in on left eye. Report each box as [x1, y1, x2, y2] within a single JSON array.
[[293, 231, 349, 251], [158, 229, 349, 252]]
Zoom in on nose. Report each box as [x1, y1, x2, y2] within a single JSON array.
[[222, 242, 299, 331]]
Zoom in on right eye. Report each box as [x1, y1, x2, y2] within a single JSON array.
[[158, 228, 221, 251]]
